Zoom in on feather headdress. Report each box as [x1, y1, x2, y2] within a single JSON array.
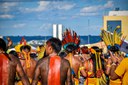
[[101, 26, 126, 53], [62, 29, 80, 52]]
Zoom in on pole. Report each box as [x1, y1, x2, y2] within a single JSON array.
[[88, 19, 90, 44]]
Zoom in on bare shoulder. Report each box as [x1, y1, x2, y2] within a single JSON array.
[[74, 56, 81, 63], [74, 56, 82, 64], [36, 57, 49, 67], [9, 54, 20, 64], [61, 58, 70, 67], [30, 58, 37, 63]]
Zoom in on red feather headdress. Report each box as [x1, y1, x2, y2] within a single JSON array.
[[62, 29, 80, 52]]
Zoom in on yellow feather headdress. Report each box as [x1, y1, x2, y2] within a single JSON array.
[[101, 26, 126, 52]]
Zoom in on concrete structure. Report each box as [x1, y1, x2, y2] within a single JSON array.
[[52, 24, 63, 40], [53, 24, 57, 38], [103, 10, 128, 40], [58, 24, 62, 40]]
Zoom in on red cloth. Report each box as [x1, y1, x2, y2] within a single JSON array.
[[48, 56, 61, 85], [0, 54, 9, 85]]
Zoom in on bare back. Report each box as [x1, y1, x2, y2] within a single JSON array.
[[0, 53, 10, 85], [32, 56, 72, 85], [65, 56, 81, 78], [0, 53, 30, 85], [20, 58, 37, 79]]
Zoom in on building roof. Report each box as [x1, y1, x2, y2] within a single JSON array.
[[109, 11, 128, 16]]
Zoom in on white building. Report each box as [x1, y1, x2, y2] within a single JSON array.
[[53, 24, 63, 40]]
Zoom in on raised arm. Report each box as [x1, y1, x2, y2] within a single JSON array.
[[109, 51, 119, 80], [105, 58, 112, 75], [80, 62, 87, 77]]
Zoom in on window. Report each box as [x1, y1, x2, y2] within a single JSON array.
[[107, 20, 121, 33]]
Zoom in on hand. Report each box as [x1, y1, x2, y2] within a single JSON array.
[[107, 58, 112, 65], [100, 54, 105, 60], [116, 56, 123, 64], [109, 51, 117, 63]]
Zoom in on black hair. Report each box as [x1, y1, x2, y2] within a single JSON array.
[[39, 45, 44, 48], [66, 44, 77, 53], [91, 46, 100, 52], [23, 45, 31, 52], [0, 38, 7, 51], [46, 37, 62, 53], [20, 46, 24, 52], [30, 53, 37, 58], [59, 51, 67, 58], [110, 46, 119, 53], [126, 46, 128, 49], [9, 50, 18, 58]]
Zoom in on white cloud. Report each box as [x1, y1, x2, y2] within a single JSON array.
[[36, 1, 50, 11], [13, 23, 26, 28], [0, 2, 18, 12], [21, 1, 75, 13], [104, 1, 113, 8], [23, 1, 50, 13], [81, 5, 101, 13], [80, 1, 113, 14], [0, 14, 14, 19], [39, 23, 52, 30], [2, 2, 17, 8], [53, 2, 75, 10], [79, 12, 99, 16]]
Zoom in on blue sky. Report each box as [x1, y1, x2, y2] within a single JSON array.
[[0, 0, 128, 36]]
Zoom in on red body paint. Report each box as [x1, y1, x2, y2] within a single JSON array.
[[48, 56, 61, 85], [0, 54, 9, 85]]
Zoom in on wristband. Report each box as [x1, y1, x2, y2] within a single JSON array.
[[107, 64, 111, 67]]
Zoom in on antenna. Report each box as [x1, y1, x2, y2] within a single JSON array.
[[88, 19, 90, 44]]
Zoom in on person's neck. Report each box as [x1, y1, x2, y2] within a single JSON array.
[[67, 53, 73, 58], [0, 50, 4, 54], [49, 52, 58, 57]]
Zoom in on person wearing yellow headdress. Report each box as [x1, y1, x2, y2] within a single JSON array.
[[36, 45, 45, 60], [79, 46, 94, 85], [16, 45, 41, 85], [101, 26, 125, 85]]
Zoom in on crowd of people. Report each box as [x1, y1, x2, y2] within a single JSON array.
[[0, 28, 128, 85]]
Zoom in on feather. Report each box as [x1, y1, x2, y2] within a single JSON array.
[[62, 29, 80, 50]]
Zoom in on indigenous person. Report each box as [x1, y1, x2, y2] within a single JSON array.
[[6, 37, 13, 49], [32, 37, 72, 85], [109, 51, 128, 85], [0, 38, 30, 85], [62, 29, 87, 85], [17, 45, 37, 84], [79, 46, 94, 85], [84, 46, 107, 85], [36, 45, 45, 60], [101, 26, 125, 85], [20, 37, 27, 45], [105, 51, 123, 85]]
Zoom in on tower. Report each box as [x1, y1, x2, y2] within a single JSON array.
[[52, 24, 62, 40]]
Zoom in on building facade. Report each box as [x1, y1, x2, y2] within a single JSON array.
[[103, 11, 128, 40]]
